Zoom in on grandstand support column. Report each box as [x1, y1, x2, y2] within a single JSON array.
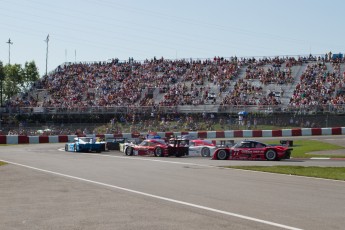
[[44, 34, 49, 76]]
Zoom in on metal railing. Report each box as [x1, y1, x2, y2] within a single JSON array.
[[2, 104, 345, 115]]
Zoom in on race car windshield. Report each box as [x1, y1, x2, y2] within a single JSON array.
[[139, 141, 148, 146], [79, 137, 93, 143], [202, 140, 213, 145], [255, 142, 266, 148], [153, 139, 167, 145], [233, 142, 252, 148]]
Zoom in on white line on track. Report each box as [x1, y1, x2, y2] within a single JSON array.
[[310, 157, 331, 160], [0, 159, 303, 230]]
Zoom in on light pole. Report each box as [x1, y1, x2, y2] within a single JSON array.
[[44, 34, 49, 76], [6, 38, 13, 64]]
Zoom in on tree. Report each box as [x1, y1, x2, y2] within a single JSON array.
[[22, 61, 39, 91], [3, 64, 22, 100], [2, 61, 39, 101]]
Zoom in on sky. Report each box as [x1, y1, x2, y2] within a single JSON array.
[[1, 0, 344, 76]]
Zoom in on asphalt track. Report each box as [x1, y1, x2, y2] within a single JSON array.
[[1, 136, 345, 230]]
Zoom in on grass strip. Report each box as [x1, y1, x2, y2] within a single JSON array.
[[227, 165, 345, 181]]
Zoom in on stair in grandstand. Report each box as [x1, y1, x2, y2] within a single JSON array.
[[324, 62, 333, 72], [219, 64, 247, 99], [337, 63, 344, 75]]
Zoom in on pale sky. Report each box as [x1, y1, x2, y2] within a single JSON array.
[[1, 0, 344, 76]]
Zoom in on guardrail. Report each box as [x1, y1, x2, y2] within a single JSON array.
[[1, 127, 344, 144], [1, 104, 345, 115]]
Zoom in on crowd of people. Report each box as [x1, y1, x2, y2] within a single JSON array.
[[289, 61, 345, 108], [220, 79, 264, 105], [244, 64, 294, 85], [3, 54, 345, 112]]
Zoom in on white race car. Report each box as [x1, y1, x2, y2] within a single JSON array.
[[187, 139, 217, 157]]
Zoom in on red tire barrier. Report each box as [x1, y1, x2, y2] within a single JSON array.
[[58, 135, 69, 142], [198, 131, 208, 139], [291, 129, 302, 136], [332, 127, 342, 135], [39, 136, 49, 143], [252, 130, 262, 137], [233, 130, 243, 138], [2, 127, 345, 145], [18, 135, 29, 144], [272, 130, 282, 137], [311, 128, 322, 135], [215, 131, 225, 138], [0, 135, 6, 144]]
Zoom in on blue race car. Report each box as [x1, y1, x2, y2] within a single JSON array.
[[65, 137, 104, 153]]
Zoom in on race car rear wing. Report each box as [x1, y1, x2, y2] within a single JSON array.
[[168, 139, 189, 157]]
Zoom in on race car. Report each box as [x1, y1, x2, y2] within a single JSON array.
[[188, 139, 217, 157], [105, 137, 127, 150], [65, 137, 104, 153], [212, 140, 292, 161], [124, 138, 188, 157]]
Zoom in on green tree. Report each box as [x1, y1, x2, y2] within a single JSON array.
[[22, 61, 39, 91], [2, 61, 39, 101], [3, 64, 22, 100]]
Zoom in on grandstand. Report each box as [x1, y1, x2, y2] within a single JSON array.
[[1, 53, 345, 134]]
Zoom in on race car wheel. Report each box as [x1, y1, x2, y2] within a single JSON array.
[[74, 144, 77, 152], [217, 149, 229, 160], [154, 147, 163, 157], [201, 147, 211, 157], [125, 147, 133, 156], [65, 145, 68, 151], [265, 149, 277, 161]]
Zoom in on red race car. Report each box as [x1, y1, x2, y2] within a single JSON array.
[[212, 140, 292, 161], [124, 138, 188, 157]]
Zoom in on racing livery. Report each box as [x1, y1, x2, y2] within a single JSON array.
[[65, 137, 104, 153], [124, 138, 188, 157], [212, 140, 292, 161]]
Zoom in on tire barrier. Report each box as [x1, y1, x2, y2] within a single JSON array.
[[1, 127, 345, 144]]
